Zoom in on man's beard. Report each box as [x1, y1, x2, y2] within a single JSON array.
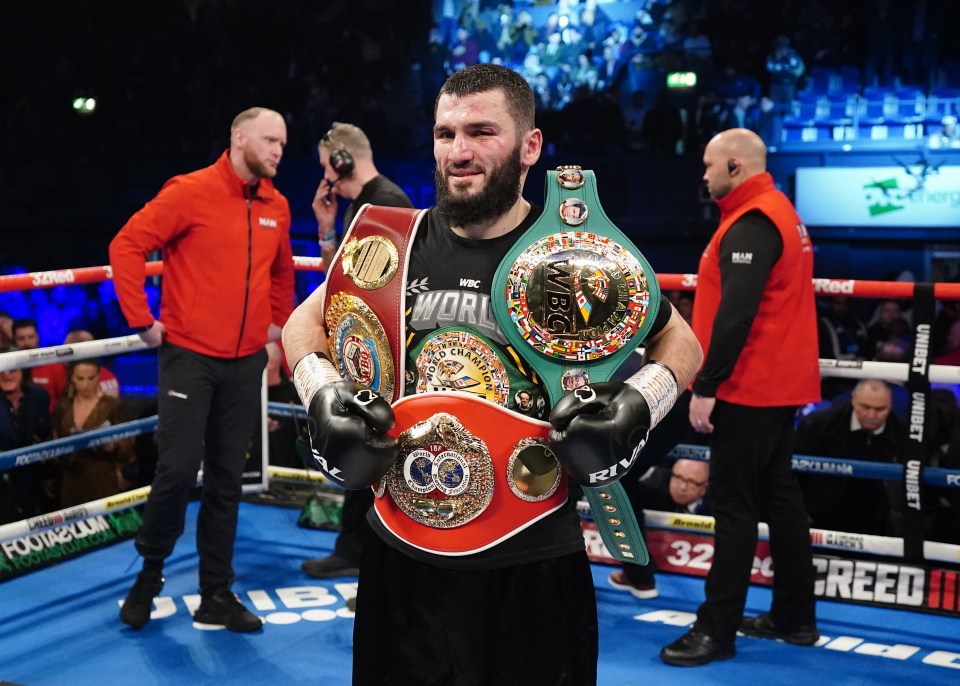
[[435, 145, 522, 228], [245, 149, 276, 179]]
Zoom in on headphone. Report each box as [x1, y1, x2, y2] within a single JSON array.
[[322, 130, 355, 181], [329, 147, 355, 180], [727, 160, 737, 175]]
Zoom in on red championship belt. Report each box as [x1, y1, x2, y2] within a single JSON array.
[[323, 205, 424, 402], [373, 392, 569, 555]]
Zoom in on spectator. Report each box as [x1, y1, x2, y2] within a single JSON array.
[[53, 360, 134, 508], [623, 89, 648, 150], [610, 459, 711, 599], [533, 72, 558, 111], [795, 379, 904, 535], [928, 115, 960, 150], [448, 26, 481, 71], [765, 35, 805, 110], [0, 346, 53, 521], [765, 34, 804, 140], [63, 329, 122, 397], [509, 10, 539, 61], [667, 290, 694, 325], [933, 320, 960, 367], [866, 299, 911, 359], [597, 44, 625, 92], [932, 300, 960, 359], [641, 90, 683, 155], [818, 296, 869, 361], [571, 51, 599, 89], [578, 6, 607, 51], [756, 95, 782, 151], [433, 0, 465, 49], [683, 23, 713, 66], [12, 318, 68, 412], [540, 32, 569, 77], [0, 312, 13, 347], [715, 93, 760, 133]]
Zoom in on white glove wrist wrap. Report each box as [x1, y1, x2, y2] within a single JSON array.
[[624, 360, 678, 429], [293, 353, 342, 407]]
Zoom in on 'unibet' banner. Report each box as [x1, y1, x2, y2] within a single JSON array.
[[0, 509, 142, 582], [582, 521, 960, 618], [795, 165, 960, 227]]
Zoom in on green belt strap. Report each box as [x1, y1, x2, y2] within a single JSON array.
[[492, 166, 663, 565]]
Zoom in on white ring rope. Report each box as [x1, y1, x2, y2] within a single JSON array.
[[0, 335, 153, 372], [820, 358, 960, 384], [0, 465, 326, 544]]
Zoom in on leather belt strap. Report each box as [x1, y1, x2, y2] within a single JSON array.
[[323, 204, 424, 402], [374, 392, 569, 555], [490, 166, 659, 565]]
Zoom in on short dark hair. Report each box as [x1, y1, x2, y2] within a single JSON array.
[[67, 359, 100, 377], [436, 64, 535, 133], [12, 318, 37, 335]]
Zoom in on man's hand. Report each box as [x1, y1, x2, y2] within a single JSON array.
[[293, 352, 398, 488], [549, 382, 651, 487], [689, 393, 716, 433], [312, 179, 338, 237], [137, 320, 165, 347]]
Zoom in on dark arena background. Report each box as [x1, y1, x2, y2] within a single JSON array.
[[2, 1, 960, 685]]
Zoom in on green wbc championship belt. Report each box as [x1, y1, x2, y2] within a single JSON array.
[[491, 166, 662, 565]]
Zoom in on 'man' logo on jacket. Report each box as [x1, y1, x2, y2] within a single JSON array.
[[258, 217, 278, 229], [731, 251, 753, 265]]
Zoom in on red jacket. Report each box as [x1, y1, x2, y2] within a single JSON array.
[[109, 152, 295, 358], [30, 362, 67, 413], [692, 172, 820, 406]]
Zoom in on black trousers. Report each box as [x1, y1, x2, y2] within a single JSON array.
[[694, 401, 816, 641], [332, 488, 374, 562], [135, 342, 266, 593], [353, 535, 599, 686]]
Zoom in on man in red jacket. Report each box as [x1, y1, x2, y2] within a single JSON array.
[[661, 128, 821, 666], [110, 107, 295, 633]]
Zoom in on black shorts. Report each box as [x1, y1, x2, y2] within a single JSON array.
[[353, 534, 599, 686]]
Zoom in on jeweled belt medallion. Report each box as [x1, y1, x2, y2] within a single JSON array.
[[325, 293, 395, 398], [386, 412, 495, 528], [504, 231, 652, 361]]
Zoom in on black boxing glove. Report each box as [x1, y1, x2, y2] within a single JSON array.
[[549, 361, 678, 487], [293, 352, 398, 489]]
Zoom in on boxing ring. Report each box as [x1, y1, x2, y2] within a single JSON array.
[[1, 263, 960, 685]]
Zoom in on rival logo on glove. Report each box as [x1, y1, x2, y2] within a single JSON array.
[[587, 435, 646, 484], [309, 446, 345, 482]]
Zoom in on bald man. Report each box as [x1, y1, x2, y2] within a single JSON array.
[[110, 107, 295, 632], [661, 129, 821, 666], [795, 379, 905, 536]]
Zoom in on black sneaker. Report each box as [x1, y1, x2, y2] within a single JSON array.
[[740, 613, 819, 646], [194, 588, 263, 633], [119, 570, 165, 630], [301, 555, 360, 579]]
